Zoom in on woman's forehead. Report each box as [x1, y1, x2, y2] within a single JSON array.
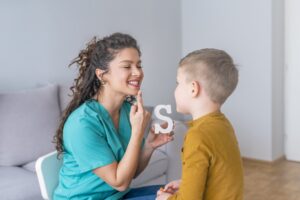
[[115, 48, 140, 61]]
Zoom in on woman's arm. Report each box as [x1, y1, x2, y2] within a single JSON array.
[[93, 132, 144, 191], [134, 124, 174, 177], [93, 91, 150, 191], [134, 143, 155, 177]]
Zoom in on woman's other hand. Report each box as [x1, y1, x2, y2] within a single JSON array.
[[145, 121, 174, 150]]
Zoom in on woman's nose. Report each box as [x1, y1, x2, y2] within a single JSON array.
[[131, 67, 142, 76]]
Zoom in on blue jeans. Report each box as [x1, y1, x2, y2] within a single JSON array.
[[122, 185, 163, 200]]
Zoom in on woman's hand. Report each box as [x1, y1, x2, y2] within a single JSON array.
[[130, 90, 151, 138], [145, 122, 174, 150]]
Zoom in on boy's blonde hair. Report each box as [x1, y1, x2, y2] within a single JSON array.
[[179, 48, 238, 105]]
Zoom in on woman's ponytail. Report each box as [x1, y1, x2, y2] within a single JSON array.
[[54, 38, 98, 156]]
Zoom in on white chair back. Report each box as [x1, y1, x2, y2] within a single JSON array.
[[35, 151, 63, 200]]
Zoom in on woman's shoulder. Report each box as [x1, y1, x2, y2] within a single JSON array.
[[70, 100, 98, 116], [65, 100, 105, 127], [63, 102, 107, 142]]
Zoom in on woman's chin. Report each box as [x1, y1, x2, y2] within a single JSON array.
[[127, 88, 140, 95]]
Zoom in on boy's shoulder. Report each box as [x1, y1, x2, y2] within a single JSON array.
[[184, 125, 209, 147], [188, 111, 228, 129], [185, 112, 233, 143]]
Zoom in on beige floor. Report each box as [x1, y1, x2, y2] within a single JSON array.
[[244, 158, 300, 200]]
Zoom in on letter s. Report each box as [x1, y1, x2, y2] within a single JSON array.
[[153, 105, 173, 134]]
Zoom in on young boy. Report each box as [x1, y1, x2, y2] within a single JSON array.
[[156, 49, 243, 200]]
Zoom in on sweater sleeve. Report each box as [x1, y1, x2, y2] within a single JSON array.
[[168, 130, 210, 200]]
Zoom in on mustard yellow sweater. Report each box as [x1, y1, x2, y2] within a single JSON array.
[[168, 111, 243, 200]]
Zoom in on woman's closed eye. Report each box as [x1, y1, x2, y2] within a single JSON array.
[[122, 65, 143, 69]]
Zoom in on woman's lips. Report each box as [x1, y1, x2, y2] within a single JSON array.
[[128, 80, 140, 88]]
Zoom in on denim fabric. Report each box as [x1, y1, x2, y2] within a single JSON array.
[[122, 185, 163, 200]]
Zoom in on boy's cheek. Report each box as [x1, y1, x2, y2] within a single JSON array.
[[175, 100, 184, 113], [176, 101, 190, 114]]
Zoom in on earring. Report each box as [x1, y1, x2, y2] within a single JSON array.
[[100, 80, 106, 85], [98, 78, 106, 85]]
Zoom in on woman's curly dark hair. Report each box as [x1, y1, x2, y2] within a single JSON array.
[[53, 33, 141, 157]]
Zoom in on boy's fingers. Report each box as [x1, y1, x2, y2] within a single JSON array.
[[163, 184, 172, 191], [157, 190, 163, 196], [165, 188, 175, 194]]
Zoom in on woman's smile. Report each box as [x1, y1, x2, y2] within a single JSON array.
[[128, 79, 141, 89]]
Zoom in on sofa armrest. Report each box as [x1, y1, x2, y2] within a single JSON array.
[[131, 150, 168, 187], [165, 120, 187, 182]]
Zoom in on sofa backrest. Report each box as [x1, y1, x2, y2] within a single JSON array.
[[0, 84, 155, 167], [0, 84, 60, 166]]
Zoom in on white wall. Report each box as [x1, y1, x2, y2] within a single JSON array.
[[272, 0, 285, 161], [1, 1, 287, 161], [0, 0, 183, 119], [181, 0, 284, 161], [285, 0, 300, 162]]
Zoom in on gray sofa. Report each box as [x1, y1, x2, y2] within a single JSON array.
[[0, 84, 186, 200]]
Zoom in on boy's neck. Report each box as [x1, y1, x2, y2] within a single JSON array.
[[191, 102, 221, 120]]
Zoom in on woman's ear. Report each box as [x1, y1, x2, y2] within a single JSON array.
[[95, 69, 107, 81], [191, 81, 200, 98]]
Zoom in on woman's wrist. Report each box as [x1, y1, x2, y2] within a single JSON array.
[[131, 129, 144, 141], [144, 140, 155, 152]]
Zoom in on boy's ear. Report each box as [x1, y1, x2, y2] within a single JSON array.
[[191, 81, 200, 98]]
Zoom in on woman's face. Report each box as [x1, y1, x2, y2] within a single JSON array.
[[104, 47, 143, 96]]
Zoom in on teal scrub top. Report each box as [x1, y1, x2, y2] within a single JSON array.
[[53, 99, 139, 200]]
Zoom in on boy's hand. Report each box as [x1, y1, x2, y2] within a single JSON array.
[[162, 179, 181, 194], [156, 190, 172, 200], [145, 122, 174, 150]]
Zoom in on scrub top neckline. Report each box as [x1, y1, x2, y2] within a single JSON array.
[[88, 99, 124, 134]]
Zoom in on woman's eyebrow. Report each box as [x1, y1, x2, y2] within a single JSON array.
[[119, 60, 142, 64]]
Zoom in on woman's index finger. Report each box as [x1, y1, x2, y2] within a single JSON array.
[[136, 90, 144, 111]]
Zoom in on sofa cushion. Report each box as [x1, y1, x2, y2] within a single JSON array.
[[134, 175, 167, 188], [0, 166, 41, 200], [22, 161, 36, 173], [131, 149, 168, 187], [0, 84, 60, 166]]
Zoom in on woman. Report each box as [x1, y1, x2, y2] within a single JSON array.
[[53, 33, 173, 200]]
